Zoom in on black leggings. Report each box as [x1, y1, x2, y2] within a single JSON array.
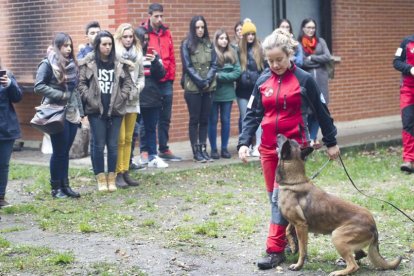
[[184, 91, 213, 145]]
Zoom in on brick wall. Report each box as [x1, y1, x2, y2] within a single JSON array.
[[1, 0, 412, 143], [329, 0, 413, 121]]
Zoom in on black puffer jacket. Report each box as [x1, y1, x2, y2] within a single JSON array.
[[139, 54, 166, 108], [236, 45, 264, 100]]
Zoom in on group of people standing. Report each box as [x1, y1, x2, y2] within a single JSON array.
[[32, 3, 181, 197]]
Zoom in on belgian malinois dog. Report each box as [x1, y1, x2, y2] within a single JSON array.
[[276, 134, 402, 275]]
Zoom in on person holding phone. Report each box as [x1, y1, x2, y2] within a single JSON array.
[[0, 57, 23, 207], [135, 26, 168, 168], [141, 3, 181, 162]]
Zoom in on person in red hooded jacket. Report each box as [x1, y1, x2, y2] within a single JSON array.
[[394, 34, 414, 173], [141, 3, 181, 162]]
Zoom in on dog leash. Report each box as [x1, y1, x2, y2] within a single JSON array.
[[310, 158, 331, 180], [338, 154, 414, 224]]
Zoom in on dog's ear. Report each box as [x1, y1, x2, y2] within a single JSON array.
[[301, 147, 314, 160], [281, 140, 292, 160]]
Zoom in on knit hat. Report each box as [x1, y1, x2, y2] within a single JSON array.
[[241, 19, 257, 35]]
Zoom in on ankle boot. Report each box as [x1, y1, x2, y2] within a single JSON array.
[[115, 173, 129, 189], [200, 144, 213, 162], [107, 172, 117, 192], [221, 148, 231, 159], [0, 195, 11, 208], [50, 179, 68, 199], [192, 144, 206, 163], [61, 179, 80, 198], [123, 171, 139, 186], [96, 173, 108, 192]]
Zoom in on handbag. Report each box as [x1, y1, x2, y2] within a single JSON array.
[[30, 103, 66, 135]]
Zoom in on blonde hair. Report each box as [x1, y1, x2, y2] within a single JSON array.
[[262, 28, 298, 56], [238, 35, 264, 72], [114, 23, 142, 58], [214, 28, 237, 67]]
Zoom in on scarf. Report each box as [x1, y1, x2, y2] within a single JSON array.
[[121, 45, 138, 63], [47, 50, 79, 91], [301, 35, 318, 55]]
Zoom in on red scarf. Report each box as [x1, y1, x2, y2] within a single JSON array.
[[301, 36, 318, 55]]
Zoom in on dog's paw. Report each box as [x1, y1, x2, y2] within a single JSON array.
[[288, 263, 303, 271]]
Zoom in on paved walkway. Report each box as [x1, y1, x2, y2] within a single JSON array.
[[11, 115, 402, 172]]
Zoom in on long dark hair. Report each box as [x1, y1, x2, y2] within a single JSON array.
[[52, 32, 77, 83], [135, 26, 148, 52], [277, 19, 293, 35], [94, 30, 116, 67], [298, 18, 318, 42], [186, 15, 210, 54]]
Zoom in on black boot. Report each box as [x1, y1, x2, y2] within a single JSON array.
[[50, 180, 67, 199], [221, 148, 231, 159], [61, 179, 80, 198], [123, 171, 139, 186], [200, 144, 213, 162], [192, 144, 206, 163], [0, 195, 11, 208], [210, 149, 220, 159]]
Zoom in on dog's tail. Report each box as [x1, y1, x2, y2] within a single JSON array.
[[368, 229, 402, 270]]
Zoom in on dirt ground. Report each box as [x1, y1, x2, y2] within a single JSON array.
[[1, 174, 413, 276]]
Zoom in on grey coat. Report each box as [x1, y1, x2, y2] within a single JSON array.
[[34, 59, 84, 123], [302, 37, 331, 104]]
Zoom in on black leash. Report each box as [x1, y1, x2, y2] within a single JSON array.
[[338, 154, 414, 224]]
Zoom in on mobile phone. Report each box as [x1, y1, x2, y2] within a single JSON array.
[[0, 70, 6, 78], [147, 46, 155, 55]]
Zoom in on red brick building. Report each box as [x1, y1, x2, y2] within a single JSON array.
[[0, 0, 410, 144]]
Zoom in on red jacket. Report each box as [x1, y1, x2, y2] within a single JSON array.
[[238, 65, 337, 155], [141, 19, 176, 82]]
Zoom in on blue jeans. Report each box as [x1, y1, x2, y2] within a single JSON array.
[[158, 81, 173, 153], [208, 101, 233, 151], [50, 120, 78, 181], [237, 97, 262, 146], [308, 113, 320, 141], [89, 115, 122, 174], [141, 106, 160, 160], [0, 139, 15, 196], [184, 92, 213, 145]]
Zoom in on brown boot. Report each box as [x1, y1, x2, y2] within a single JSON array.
[[96, 173, 108, 192], [107, 172, 117, 192], [123, 171, 139, 186]]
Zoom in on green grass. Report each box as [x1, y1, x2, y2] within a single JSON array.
[[1, 145, 413, 274]]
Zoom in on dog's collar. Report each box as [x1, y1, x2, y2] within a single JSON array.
[[279, 180, 308, 186]]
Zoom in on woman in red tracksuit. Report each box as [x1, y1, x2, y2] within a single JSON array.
[[393, 35, 414, 173], [237, 28, 340, 270]]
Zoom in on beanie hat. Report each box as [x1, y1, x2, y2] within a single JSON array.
[[241, 19, 257, 35]]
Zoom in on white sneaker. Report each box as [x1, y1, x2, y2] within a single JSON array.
[[148, 156, 169, 168], [139, 152, 149, 165], [250, 145, 260, 157]]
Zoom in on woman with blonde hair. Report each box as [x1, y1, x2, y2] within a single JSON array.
[[208, 28, 240, 159], [236, 18, 265, 157], [238, 28, 339, 270], [113, 23, 145, 188]]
